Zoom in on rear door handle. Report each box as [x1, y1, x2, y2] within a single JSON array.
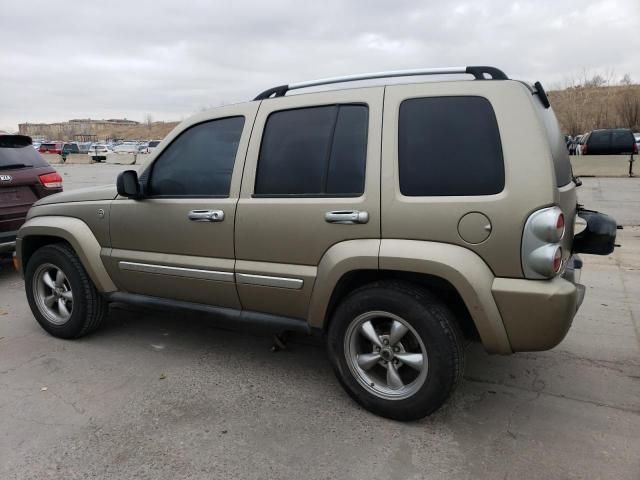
[[325, 210, 369, 224], [188, 209, 225, 222]]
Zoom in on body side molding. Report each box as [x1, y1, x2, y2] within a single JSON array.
[[119, 261, 234, 282]]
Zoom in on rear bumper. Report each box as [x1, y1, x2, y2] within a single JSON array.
[[491, 256, 584, 352]]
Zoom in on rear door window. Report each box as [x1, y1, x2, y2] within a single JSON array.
[[398, 96, 504, 196], [255, 104, 368, 196], [588, 131, 609, 148]]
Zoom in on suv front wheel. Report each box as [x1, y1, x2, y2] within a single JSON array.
[[25, 243, 107, 339], [328, 281, 464, 421]]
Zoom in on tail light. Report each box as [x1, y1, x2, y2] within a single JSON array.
[[634, 142, 638, 154], [38, 172, 63, 189], [522, 206, 566, 279], [581, 144, 587, 155]]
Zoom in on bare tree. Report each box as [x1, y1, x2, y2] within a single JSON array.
[[584, 74, 606, 88], [620, 73, 632, 86], [617, 90, 640, 130], [145, 114, 153, 131]]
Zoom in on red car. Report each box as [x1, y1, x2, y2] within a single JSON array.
[[38, 142, 64, 154], [1, 134, 63, 255]]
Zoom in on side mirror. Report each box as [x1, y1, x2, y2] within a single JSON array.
[[116, 170, 142, 199]]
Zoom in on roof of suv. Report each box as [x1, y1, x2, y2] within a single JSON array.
[[251, 65, 552, 111], [254, 66, 509, 100]]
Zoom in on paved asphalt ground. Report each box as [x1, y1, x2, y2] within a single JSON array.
[[1, 164, 638, 479]]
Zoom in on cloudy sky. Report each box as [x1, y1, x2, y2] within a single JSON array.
[[1, 0, 638, 131]]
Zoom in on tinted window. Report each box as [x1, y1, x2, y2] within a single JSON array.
[[149, 116, 244, 197], [611, 130, 634, 149], [326, 106, 368, 194], [63, 144, 79, 153], [587, 129, 635, 154], [0, 136, 48, 168], [398, 96, 504, 196], [255, 105, 368, 196], [588, 131, 609, 147]]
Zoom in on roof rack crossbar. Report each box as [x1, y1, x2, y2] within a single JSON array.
[[254, 65, 508, 100]]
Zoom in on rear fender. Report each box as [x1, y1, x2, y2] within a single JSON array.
[[378, 240, 511, 354]]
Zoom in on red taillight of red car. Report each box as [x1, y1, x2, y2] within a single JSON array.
[[38, 172, 63, 189]]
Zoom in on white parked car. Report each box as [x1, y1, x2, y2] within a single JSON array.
[[87, 144, 112, 162], [112, 142, 139, 154], [575, 134, 589, 155], [87, 144, 111, 155]]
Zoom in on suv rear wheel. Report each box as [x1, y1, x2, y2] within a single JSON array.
[[25, 243, 107, 338], [328, 281, 464, 421]]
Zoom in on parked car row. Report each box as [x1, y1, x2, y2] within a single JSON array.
[[33, 139, 164, 160], [566, 128, 638, 155]]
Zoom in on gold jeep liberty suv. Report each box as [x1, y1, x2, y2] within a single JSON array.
[[17, 66, 617, 420]]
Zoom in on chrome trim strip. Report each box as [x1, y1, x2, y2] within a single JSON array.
[[0, 241, 16, 251], [118, 261, 234, 282], [236, 273, 304, 290]]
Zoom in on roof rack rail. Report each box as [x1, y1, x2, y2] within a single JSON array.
[[254, 65, 508, 100]]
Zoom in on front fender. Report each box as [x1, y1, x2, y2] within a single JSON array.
[[17, 216, 117, 293]]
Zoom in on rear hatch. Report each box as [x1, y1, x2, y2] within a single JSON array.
[[0, 135, 60, 240]]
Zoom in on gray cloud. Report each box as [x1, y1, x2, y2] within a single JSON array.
[[1, 0, 638, 131]]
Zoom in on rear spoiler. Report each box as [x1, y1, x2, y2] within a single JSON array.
[[533, 81, 551, 109]]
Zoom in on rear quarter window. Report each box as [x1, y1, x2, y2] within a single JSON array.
[[398, 96, 504, 196], [611, 130, 634, 149]]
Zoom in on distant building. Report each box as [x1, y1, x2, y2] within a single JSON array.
[[18, 118, 140, 140]]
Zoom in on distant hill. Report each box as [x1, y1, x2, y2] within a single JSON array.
[[104, 121, 180, 140], [548, 84, 640, 135]]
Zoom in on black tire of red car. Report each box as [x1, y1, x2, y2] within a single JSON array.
[[25, 243, 107, 339]]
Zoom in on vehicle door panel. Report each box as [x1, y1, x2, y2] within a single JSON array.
[[235, 88, 383, 319], [105, 103, 259, 308]]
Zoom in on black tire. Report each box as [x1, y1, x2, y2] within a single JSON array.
[[25, 243, 107, 339], [327, 281, 464, 421]]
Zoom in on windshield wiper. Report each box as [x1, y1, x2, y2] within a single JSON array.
[[0, 163, 28, 170]]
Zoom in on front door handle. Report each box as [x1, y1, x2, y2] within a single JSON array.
[[188, 209, 225, 222], [325, 210, 369, 224]]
